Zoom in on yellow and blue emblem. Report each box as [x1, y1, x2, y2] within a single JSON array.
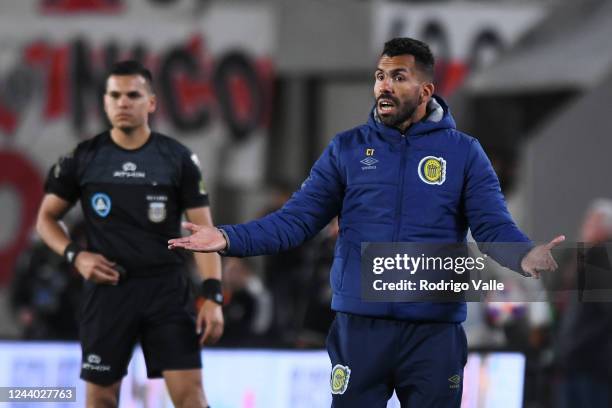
[[330, 364, 351, 395], [418, 156, 446, 185]]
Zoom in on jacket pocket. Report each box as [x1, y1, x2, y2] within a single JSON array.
[[330, 256, 346, 291], [330, 241, 349, 291]]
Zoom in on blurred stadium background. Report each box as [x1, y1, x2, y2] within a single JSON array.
[[1, 0, 611, 407]]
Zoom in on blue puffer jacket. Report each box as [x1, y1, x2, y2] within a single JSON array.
[[220, 95, 532, 322]]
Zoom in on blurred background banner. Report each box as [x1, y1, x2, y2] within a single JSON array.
[[372, 2, 546, 96], [0, 342, 526, 408]]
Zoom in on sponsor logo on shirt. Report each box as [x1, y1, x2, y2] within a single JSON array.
[[418, 156, 446, 185], [91, 193, 111, 217], [114, 162, 145, 178]]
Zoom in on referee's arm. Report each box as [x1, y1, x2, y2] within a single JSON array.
[[37, 194, 120, 285], [185, 206, 224, 345]]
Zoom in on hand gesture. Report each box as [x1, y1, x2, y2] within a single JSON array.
[[168, 222, 227, 253], [196, 300, 224, 346], [520, 235, 565, 278], [74, 251, 120, 285]]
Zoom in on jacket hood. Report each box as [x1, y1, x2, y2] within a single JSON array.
[[367, 94, 456, 140]]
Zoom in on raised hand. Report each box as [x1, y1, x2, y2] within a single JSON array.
[[520, 235, 565, 278], [168, 222, 227, 253]]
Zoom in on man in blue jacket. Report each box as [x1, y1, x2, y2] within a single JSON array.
[[169, 38, 563, 407]]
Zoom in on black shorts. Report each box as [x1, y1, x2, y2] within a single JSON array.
[[79, 272, 201, 385]]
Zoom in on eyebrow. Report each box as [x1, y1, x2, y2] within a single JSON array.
[[375, 67, 410, 75], [107, 90, 143, 95]]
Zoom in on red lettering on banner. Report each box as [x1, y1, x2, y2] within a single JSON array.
[[0, 105, 17, 135], [40, 0, 123, 14], [0, 151, 44, 285], [2, 36, 274, 139], [229, 74, 253, 124], [437, 61, 469, 97], [45, 47, 70, 119], [175, 73, 214, 116]]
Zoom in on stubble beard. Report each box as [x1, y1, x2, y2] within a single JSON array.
[[378, 100, 419, 130]]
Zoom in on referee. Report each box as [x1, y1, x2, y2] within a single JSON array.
[[36, 61, 222, 408]]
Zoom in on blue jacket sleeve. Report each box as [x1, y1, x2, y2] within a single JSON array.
[[464, 139, 533, 273], [219, 138, 344, 257]]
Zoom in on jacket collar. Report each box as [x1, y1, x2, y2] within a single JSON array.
[[367, 95, 456, 143]]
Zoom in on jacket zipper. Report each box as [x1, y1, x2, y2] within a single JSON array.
[[392, 134, 408, 241]]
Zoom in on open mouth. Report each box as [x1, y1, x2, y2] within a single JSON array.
[[377, 98, 397, 114]]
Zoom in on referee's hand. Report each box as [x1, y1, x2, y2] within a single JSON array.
[[74, 251, 120, 285], [520, 235, 565, 279], [168, 222, 226, 253], [197, 300, 224, 346]]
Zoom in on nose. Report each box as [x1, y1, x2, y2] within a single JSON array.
[[117, 95, 131, 108], [378, 77, 393, 95]]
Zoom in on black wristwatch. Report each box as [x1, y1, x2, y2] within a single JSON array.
[[201, 279, 224, 305]]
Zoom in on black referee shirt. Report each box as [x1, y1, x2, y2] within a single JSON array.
[[45, 131, 209, 274]]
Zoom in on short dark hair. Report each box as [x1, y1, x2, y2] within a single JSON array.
[[381, 38, 435, 81], [106, 60, 154, 92]]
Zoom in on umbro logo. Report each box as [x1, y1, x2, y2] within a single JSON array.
[[448, 374, 461, 389], [360, 157, 378, 166], [360, 148, 379, 170]]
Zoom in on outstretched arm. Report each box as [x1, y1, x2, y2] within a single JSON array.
[[463, 139, 564, 275], [169, 138, 345, 256]]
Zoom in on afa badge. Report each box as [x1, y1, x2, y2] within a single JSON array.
[[148, 202, 167, 223], [418, 156, 446, 185], [91, 193, 111, 217], [330, 364, 351, 395]]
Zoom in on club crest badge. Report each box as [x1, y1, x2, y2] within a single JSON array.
[[148, 202, 166, 223], [91, 193, 111, 217], [330, 364, 351, 395], [418, 156, 446, 185]]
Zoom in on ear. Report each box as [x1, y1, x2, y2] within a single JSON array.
[[148, 94, 157, 114], [421, 82, 435, 104]]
